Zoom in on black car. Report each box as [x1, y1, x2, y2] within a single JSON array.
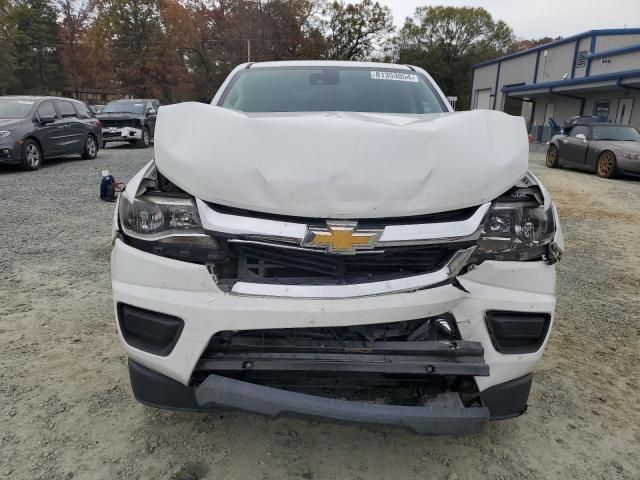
[[0, 96, 102, 170], [97, 99, 159, 149], [561, 115, 599, 134]]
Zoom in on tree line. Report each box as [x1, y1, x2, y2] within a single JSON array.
[[0, 0, 555, 107]]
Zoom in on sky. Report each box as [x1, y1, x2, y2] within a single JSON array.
[[377, 0, 640, 39]]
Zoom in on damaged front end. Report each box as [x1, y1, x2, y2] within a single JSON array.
[[114, 159, 560, 434]]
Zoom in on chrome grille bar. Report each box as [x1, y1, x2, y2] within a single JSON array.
[[197, 199, 490, 247]]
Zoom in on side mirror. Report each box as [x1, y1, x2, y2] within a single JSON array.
[[39, 116, 56, 125], [575, 133, 587, 142], [147, 108, 157, 116]]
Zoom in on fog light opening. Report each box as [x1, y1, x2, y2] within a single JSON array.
[[117, 303, 184, 356], [485, 311, 551, 354]]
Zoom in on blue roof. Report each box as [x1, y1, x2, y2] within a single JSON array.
[[502, 68, 640, 94], [472, 28, 640, 69]]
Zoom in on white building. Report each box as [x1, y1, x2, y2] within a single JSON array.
[[470, 29, 640, 139]]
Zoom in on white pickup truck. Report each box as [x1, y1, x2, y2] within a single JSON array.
[[111, 61, 563, 435]]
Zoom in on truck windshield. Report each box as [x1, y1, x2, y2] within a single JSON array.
[[220, 67, 448, 114], [103, 102, 145, 114], [0, 98, 35, 119], [591, 125, 640, 142]]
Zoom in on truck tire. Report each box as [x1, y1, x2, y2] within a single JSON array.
[[137, 127, 150, 148]]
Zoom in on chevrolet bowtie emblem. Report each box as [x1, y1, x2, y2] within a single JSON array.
[[302, 222, 382, 254]]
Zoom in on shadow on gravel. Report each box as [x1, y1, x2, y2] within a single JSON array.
[[0, 165, 23, 175], [0, 155, 89, 174], [550, 167, 640, 183], [104, 142, 138, 150], [103, 141, 154, 150], [0, 143, 153, 175]]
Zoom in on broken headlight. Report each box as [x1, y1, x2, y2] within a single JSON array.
[[118, 192, 225, 263], [475, 192, 557, 262]]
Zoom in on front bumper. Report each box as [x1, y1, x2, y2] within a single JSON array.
[[0, 140, 21, 165], [102, 127, 142, 142], [618, 156, 640, 176], [112, 239, 556, 431], [129, 360, 532, 434]]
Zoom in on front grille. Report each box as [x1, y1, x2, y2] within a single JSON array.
[[215, 241, 457, 286], [208, 316, 461, 346], [101, 119, 137, 128]]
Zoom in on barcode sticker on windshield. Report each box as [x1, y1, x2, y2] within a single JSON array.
[[371, 71, 419, 82]]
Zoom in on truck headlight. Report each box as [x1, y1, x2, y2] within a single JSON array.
[[475, 200, 556, 262], [118, 192, 226, 263], [0, 130, 11, 139]]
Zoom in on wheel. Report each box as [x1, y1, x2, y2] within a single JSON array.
[[82, 135, 98, 159], [137, 127, 150, 148], [546, 145, 559, 168], [21, 139, 42, 171], [596, 151, 617, 178]]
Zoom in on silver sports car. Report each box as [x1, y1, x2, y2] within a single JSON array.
[[546, 124, 640, 178]]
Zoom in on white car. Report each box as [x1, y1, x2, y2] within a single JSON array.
[[111, 61, 563, 435]]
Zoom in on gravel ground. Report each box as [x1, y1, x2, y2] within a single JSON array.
[[1, 144, 639, 480]]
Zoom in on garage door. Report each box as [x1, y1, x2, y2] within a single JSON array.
[[475, 89, 492, 110]]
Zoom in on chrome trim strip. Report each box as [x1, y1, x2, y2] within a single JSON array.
[[196, 198, 307, 242], [230, 247, 476, 299], [227, 238, 383, 255], [122, 231, 212, 242], [377, 203, 491, 246], [197, 199, 490, 247]]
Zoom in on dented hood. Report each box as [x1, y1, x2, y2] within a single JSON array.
[[154, 103, 528, 218]]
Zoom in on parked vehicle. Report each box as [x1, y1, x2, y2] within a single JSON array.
[[0, 96, 101, 170], [111, 61, 564, 435], [546, 124, 640, 178], [97, 99, 159, 148], [561, 115, 599, 134], [89, 104, 105, 115]]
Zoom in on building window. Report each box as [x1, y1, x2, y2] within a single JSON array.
[[593, 101, 610, 122], [575, 50, 588, 68]]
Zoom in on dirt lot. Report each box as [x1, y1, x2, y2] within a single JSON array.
[[1, 145, 639, 480]]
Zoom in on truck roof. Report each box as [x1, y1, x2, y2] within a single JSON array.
[[248, 60, 413, 70]]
